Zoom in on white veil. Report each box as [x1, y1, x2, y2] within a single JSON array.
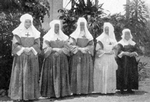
[[43, 20, 68, 41], [118, 28, 136, 46], [12, 13, 40, 39], [96, 22, 117, 43], [70, 17, 93, 41]]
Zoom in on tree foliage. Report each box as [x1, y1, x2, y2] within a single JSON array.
[[97, 0, 149, 44], [0, 0, 49, 90], [125, 0, 149, 45], [59, 0, 105, 60], [107, 0, 150, 55], [59, 0, 149, 60], [59, 0, 105, 35]]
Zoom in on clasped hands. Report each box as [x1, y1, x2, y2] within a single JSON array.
[[119, 51, 138, 58], [71, 46, 88, 54], [53, 48, 62, 53], [104, 50, 114, 55], [23, 47, 34, 53], [97, 50, 114, 55], [45, 47, 63, 54]]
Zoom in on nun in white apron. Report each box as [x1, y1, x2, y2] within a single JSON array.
[[9, 14, 41, 101], [94, 22, 118, 94]]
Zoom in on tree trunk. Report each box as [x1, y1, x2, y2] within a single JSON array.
[[134, 0, 138, 41], [95, 0, 98, 8], [126, 0, 130, 20], [87, 0, 91, 6], [71, 0, 75, 9]]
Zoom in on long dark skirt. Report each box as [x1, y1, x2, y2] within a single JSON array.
[[116, 56, 138, 90], [40, 52, 71, 98], [9, 53, 40, 100], [70, 51, 93, 94]]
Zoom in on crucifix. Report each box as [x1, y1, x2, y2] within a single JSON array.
[[25, 33, 30, 37], [82, 34, 86, 38], [81, 31, 86, 38]]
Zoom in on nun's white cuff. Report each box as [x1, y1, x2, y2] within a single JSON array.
[[118, 54, 122, 58], [73, 50, 78, 54], [16, 47, 25, 56], [31, 47, 37, 55], [134, 52, 138, 56], [118, 51, 124, 58]]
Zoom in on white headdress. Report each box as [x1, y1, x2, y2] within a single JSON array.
[[96, 22, 117, 43], [12, 13, 40, 39], [43, 20, 68, 41], [70, 17, 93, 41], [118, 28, 136, 46]]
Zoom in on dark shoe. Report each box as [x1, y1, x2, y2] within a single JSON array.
[[120, 89, 125, 94], [127, 89, 134, 94], [121, 90, 125, 94], [107, 93, 115, 95]]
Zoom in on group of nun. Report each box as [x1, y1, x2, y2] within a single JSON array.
[[8, 13, 139, 101]]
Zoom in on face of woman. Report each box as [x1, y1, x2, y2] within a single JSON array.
[[54, 24, 59, 34], [80, 22, 85, 31], [104, 26, 109, 35], [124, 31, 131, 41], [24, 19, 31, 29]]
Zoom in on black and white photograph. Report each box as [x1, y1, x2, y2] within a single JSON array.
[[0, 0, 150, 102]]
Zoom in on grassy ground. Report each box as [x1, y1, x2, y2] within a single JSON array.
[[1, 56, 150, 102], [35, 78, 150, 102]]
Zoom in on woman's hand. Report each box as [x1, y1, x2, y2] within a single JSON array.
[[71, 46, 78, 54], [97, 50, 103, 55], [123, 52, 137, 57], [44, 47, 52, 54], [23, 47, 31, 53], [53, 48, 62, 53], [123, 52, 130, 56], [129, 52, 138, 57], [104, 50, 114, 55], [119, 51, 138, 57], [96, 50, 104, 57], [118, 51, 129, 58], [78, 47, 88, 53]]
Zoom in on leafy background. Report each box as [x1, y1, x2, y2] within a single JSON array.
[[0, 0, 50, 91]]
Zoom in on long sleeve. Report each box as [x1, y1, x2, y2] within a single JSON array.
[[62, 39, 70, 55], [85, 40, 94, 55], [43, 40, 52, 58], [12, 35, 24, 56], [115, 44, 123, 58], [31, 38, 41, 55], [95, 41, 104, 57], [68, 37, 78, 54]]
